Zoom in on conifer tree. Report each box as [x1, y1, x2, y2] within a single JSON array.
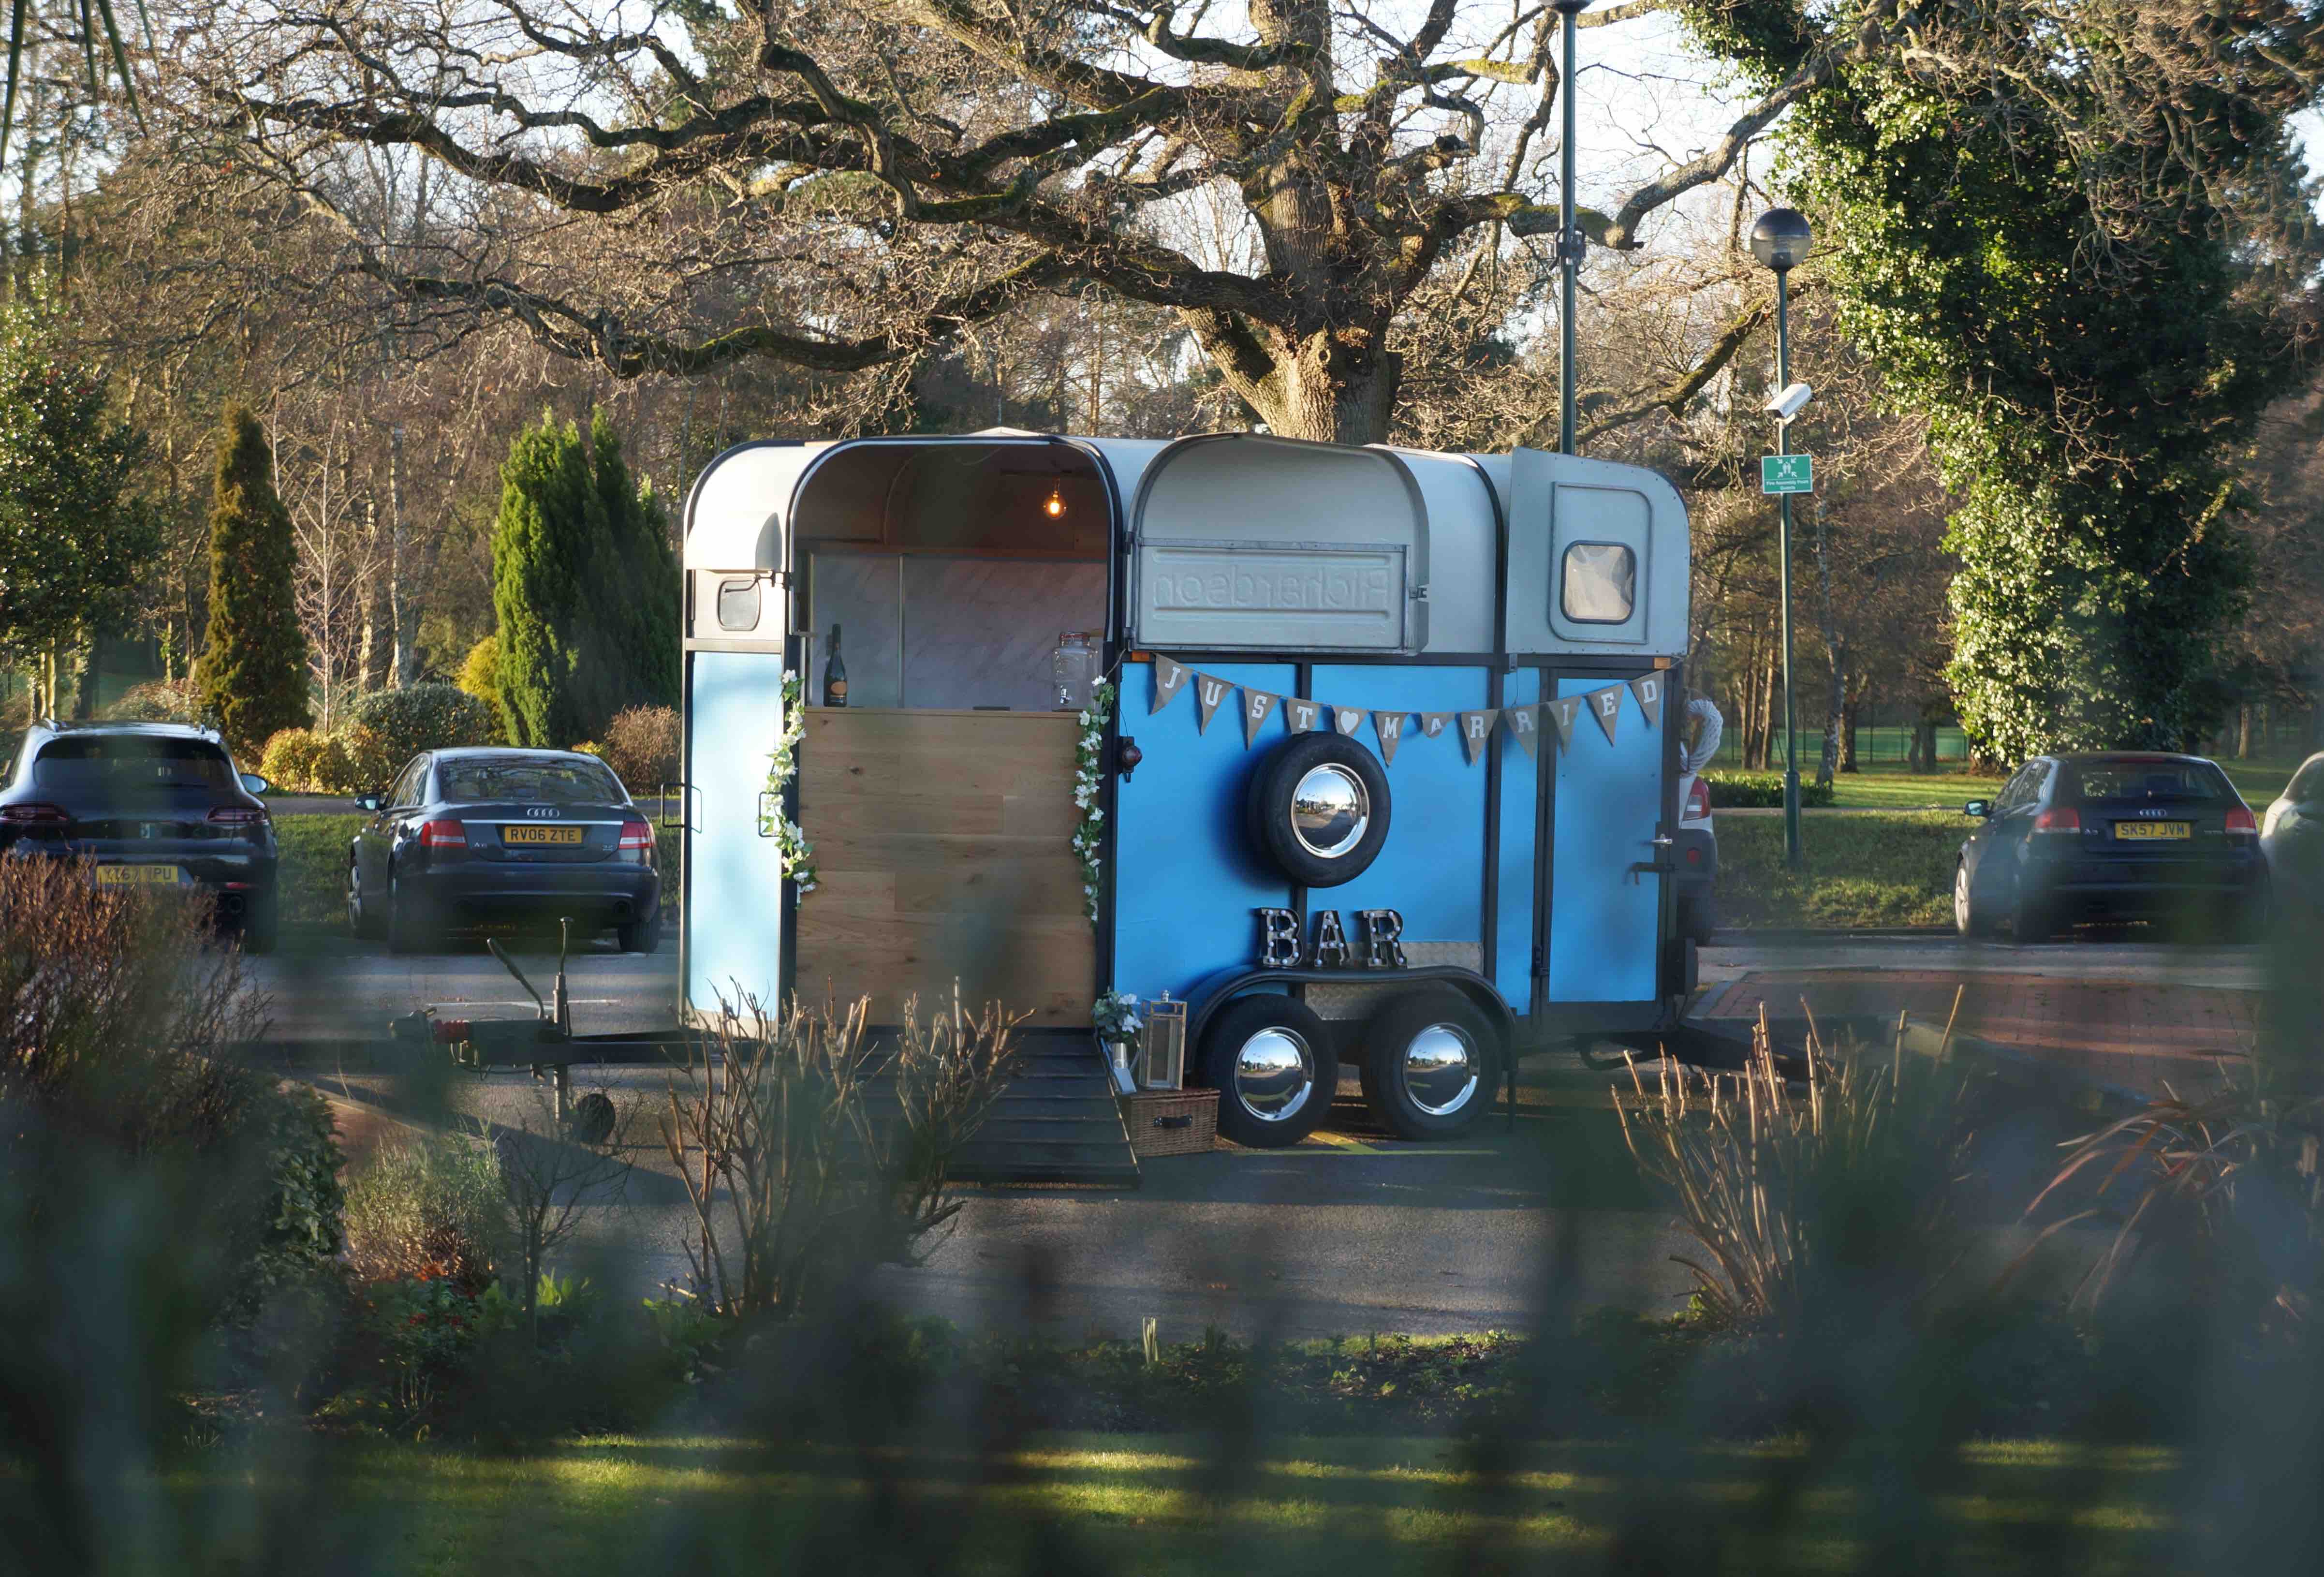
[[492, 409, 677, 747], [197, 407, 309, 757]]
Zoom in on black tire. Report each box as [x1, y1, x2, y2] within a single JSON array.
[[1954, 860, 1998, 938], [1245, 731, 1392, 888], [1679, 887, 1718, 948], [2014, 884, 2057, 944], [348, 857, 384, 940], [386, 871, 439, 955], [1358, 989, 1499, 1141], [618, 905, 662, 955], [1196, 994, 1339, 1148], [564, 1092, 618, 1146], [240, 891, 279, 956]]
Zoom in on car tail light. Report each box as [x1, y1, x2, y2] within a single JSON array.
[[419, 819, 467, 849], [618, 817, 654, 854], [2226, 807, 2258, 836], [2033, 807, 2081, 834], [1684, 777, 1711, 821], [1, 803, 70, 826], [208, 807, 268, 828]]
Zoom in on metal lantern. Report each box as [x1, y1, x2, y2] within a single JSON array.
[[1748, 207, 1813, 273], [1143, 994, 1187, 1091]]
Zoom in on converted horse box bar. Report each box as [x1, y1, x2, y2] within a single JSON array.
[[678, 430, 1692, 1149]]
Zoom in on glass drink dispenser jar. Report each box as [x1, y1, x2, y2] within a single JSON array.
[[1052, 631, 1098, 711]]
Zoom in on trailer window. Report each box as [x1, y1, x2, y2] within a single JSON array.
[[1560, 542, 1635, 624], [715, 577, 761, 632]]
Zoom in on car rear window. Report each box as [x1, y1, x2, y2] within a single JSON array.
[[2064, 762, 2229, 805], [438, 757, 625, 805], [32, 736, 236, 795]]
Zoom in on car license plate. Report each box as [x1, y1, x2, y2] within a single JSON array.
[[2115, 822, 2191, 841], [96, 864, 183, 885], [503, 825, 584, 845]]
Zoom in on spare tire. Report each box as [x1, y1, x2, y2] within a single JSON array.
[[1246, 732, 1392, 887]]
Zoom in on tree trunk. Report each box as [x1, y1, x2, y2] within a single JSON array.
[[1757, 643, 1779, 771], [1812, 507, 1840, 790], [1914, 718, 1939, 775], [2235, 703, 2253, 759], [1839, 688, 1860, 774]]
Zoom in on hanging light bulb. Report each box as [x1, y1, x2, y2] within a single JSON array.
[[1044, 484, 1065, 519]]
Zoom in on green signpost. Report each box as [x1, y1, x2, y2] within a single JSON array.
[[1761, 453, 1813, 494]]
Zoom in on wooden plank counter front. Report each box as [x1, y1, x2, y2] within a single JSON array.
[[795, 708, 1093, 1027]]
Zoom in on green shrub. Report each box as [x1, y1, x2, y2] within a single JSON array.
[[104, 677, 205, 725], [311, 733, 367, 795], [198, 405, 310, 757], [603, 704, 679, 794], [567, 740, 605, 761], [260, 727, 328, 791], [342, 682, 495, 787], [1703, 770, 1836, 809], [343, 1137, 512, 1294], [456, 634, 502, 721]]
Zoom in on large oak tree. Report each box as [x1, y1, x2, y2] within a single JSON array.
[[176, 0, 1887, 443]]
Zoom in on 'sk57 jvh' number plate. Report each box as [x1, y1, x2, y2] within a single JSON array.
[[2115, 822, 2191, 841], [96, 864, 183, 885], [502, 825, 584, 845]]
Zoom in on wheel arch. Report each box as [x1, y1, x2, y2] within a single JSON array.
[[1187, 964, 1516, 1057]]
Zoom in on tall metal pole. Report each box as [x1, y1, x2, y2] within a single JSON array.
[[1776, 269, 1802, 869], [1555, 0, 1585, 455]]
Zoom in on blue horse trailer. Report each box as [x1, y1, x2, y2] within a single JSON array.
[[679, 430, 1694, 1148]]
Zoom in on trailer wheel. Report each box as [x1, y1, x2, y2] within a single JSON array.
[[1246, 732, 1392, 888], [1197, 994, 1339, 1148], [1358, 990, 1498, 1140]]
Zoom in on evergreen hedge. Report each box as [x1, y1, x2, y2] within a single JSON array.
[[198, 407, 310, 757]]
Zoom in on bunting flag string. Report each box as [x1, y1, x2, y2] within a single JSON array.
[[1142, 656, 1662, 769]]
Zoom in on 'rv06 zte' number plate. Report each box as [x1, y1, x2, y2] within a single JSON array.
[[96, 865, 182, 885], [502, 825, 584, 845], [2115, 822, 2191, 841]]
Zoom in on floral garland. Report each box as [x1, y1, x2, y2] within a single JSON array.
[[1070, 678, 1116, 925], [758, 673, 820, 896]]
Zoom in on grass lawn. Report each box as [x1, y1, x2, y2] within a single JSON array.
[[274, 812, 363, 928], [143, 1433, 2174, 1576], [1811, 759, 2303, 811], [1718, 811, 1963, 929]]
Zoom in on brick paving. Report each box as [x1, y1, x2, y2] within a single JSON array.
[[1700, 968, 2259, 1096]]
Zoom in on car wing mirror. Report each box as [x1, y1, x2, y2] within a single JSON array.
[[239, 772, 270, 796], [356, 794, 382, 812], [1963, 799, 1991, 818]]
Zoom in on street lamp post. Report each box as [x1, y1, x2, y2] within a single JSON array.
[[1553, 0, 1588, 455], [1750, 207, 1813, 870]]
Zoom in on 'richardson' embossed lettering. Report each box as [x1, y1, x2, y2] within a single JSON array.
[[1154, 555, 1394, 613]]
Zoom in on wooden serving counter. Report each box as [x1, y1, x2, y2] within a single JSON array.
[[794, 707, 1093, 1027]]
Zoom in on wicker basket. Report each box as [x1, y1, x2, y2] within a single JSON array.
[[1118, 1088, 1219, 1158]]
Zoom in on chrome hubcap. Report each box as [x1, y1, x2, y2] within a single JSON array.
[[1403, 1023, 1479, 1117], [1290, 765, 1369, 858], [1954, 865, 1970, 928], [1234, 1027, 1315, 1122]]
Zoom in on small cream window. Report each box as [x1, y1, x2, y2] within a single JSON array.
[[1559, 542, 1635, 624], [715, 578, 762, 632]]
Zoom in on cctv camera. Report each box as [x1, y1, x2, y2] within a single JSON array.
[[1765, 382, 1813, 421]]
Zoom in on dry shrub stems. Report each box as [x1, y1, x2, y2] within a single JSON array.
[[662, 987, 1022, 1320]]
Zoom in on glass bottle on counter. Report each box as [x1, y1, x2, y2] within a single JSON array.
[[1052, 631, 1098, 711], [823, 623, 848, 707]]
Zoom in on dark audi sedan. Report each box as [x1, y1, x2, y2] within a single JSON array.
[[1954, 752, 2265, 942], [347, 748, 661, 953], [0, 720, 279, 949]]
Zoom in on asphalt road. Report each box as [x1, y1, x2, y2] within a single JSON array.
[[259, 925, 2226, 1340]]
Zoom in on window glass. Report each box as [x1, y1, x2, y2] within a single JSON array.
[[390, 759, 428, 807], [716, 577, 762, 632], [2288, 756, 2324, 805], [437, 755, 627, 805], [1995, 764, 2038, 812], [1560, 542, 1636, 624], [2066, 762, 2228, 805], [33, 736, 235, 796]]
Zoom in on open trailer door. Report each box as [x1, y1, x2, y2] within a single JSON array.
[[680, 442, 801, 1021]]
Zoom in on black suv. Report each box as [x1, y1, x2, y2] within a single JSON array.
[[0, 720, 280, 950]]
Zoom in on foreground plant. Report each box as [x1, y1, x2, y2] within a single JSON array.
[[1616, 1011, 1978, 1330], [661, 987, 1023, 1321]]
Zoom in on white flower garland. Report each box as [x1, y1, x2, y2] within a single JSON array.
[[759, 673, 820, 896], [1071, 678, 1116, 925]]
